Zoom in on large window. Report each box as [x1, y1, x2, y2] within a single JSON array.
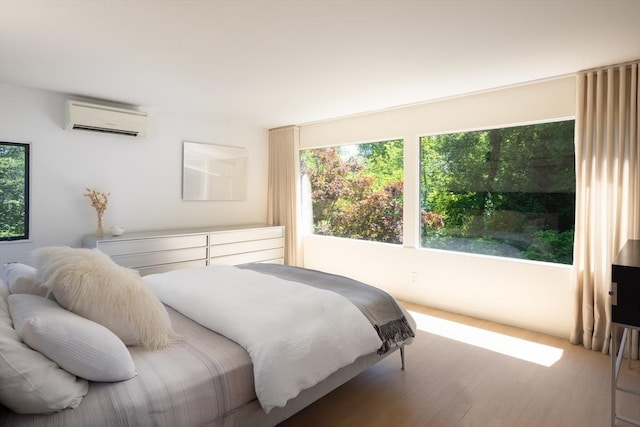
[[0, 142, 30, 241], [419, 120, 575, 264], [301, 139, 403, 244]]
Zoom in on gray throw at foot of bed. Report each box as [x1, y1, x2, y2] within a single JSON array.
[[238, 264, 415, 354]]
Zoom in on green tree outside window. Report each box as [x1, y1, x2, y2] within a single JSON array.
[[0, 142, 30, 241], [419, 120, 575, 264], [301, 140, 404, 244]]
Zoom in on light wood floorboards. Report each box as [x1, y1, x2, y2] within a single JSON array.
[[280, 302, 640, 427]]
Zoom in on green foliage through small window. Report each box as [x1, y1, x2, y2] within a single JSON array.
[[0, 142, 30, 241], [301, 140, 403, 244]]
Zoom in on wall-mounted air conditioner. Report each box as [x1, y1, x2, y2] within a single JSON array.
[[65, 100, 147, 138]]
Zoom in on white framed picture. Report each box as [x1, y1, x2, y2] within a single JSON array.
[[182, 141, 248, 201]]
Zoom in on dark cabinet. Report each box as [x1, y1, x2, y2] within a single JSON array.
[[612, 239, 640, 327]]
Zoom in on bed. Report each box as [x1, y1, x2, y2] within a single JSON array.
[[0, 247, 415, 426]]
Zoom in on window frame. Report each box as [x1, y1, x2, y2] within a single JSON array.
[[0, 141, 31, 242]]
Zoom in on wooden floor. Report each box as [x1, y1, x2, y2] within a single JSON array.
[[280, 302, 640, 427]]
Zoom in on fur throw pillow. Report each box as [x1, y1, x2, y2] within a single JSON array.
[[32, 246, 176, 350]]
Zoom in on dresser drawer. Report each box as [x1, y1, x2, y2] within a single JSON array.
[[97, 234, 208, 256], [209, 227, 283, 245], [209, 248, 284, 265], [111, 247, 208, 269], [210, 237, 284, 258]]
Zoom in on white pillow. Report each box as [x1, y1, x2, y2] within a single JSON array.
[[33, 246, 176, 350], [0, 295, 88, 414], [1, 262, 48, 297], [8, 293, 137, 382], [0, 277, 8, 301]]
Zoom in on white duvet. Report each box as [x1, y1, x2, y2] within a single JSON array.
[[143, 265, 382, 413]]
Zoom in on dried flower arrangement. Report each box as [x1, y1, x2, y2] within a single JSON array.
[[84, 188, 110, 237]]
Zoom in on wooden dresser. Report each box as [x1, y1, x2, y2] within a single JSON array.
[[83, 224, 284, 275]]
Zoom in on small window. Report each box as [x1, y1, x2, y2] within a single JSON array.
[[419, 120, 575, 264], [301, 139, 404, 244], [0, 142, 30, 241]]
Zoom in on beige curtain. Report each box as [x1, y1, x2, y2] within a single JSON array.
[[571, 61, 640, 358], [267, 126, 302, 266]]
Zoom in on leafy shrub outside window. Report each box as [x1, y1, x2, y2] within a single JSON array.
[[419, 120, 575, 264], [0, 142, 30, 241], [300, 140, 403, 244]]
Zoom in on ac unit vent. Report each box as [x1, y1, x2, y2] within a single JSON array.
[[65, 100, 147, 138]]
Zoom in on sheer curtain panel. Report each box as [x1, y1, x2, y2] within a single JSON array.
[[571, 61, 640, 357], [267, 126, 302, 266]]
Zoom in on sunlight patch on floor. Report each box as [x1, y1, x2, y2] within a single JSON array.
[[408, 310, 564, 367]]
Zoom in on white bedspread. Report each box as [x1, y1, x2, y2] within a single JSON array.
[[143, 265, 382, 413]]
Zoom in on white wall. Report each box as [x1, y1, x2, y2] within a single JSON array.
[[300, 76, 576, 338], [0, 83, 268, 264]]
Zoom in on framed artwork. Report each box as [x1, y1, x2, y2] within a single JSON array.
[[182, 141, 247, 201]]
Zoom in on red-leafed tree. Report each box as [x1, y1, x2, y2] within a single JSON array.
[[301, 141, 404, 244]]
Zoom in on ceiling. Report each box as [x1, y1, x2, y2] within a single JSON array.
[[1, 1, 639, 129]]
